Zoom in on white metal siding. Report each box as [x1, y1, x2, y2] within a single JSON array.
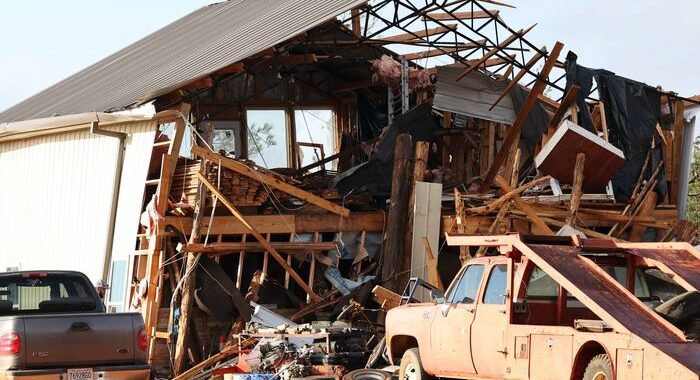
[[0, 121, 157, 283]]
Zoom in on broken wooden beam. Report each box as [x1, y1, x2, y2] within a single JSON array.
[[192, 145, 350, 217], [196, 172, 321, 302], [480, 41, 564, 191]]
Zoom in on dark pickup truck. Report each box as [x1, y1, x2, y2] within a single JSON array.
[[0, 271, 150, 380]]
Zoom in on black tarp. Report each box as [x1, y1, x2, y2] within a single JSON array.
[[564, 54, 666, 202], [509, 85, 551, 162], [564, 51, 596, 133], [332, 104, 439, 195]]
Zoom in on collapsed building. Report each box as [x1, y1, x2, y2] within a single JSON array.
[[0, 0, 699, 377]]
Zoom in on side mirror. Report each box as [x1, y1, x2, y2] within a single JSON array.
[[430, 289, 446, 304]]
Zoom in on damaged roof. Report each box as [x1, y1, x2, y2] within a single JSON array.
[[0, 0, 363, 123]]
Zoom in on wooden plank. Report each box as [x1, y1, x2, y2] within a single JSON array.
[[372, 285, 402, 310], [423, 10, 499, 20], [489, 47, 546, 110], [196, 172, 320, 301], [165, 213, 385, 235], [422, 237, 444, 290], [456, 24, 535, 81], [381, 24, 457, 43], [671, 101, 685, 205], [399, 42, 483, 60], [480, 41, 564, 191], [157, 103, 191, 214], [182, 241, 339, 253], [468, 175, 551, 215], [351, 8, 361, 37], [192, 145, 350, 217]]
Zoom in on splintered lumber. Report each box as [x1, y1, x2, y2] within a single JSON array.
[[196, 172, 321, 302], [192, 145, 349, 217], [493, 176, 554, 235], [423, 10, 499, 21], [381, 24, 457, 43], [481, 41, 563, 191], [489, 47, 546, 110], [382, 134, 414, 294], [566, 153, 586, 227], [522, 215, 626, 242], [372, 285, 402, 310], [468, 175, 551, 215], [536, 120, 624, 193], [457, 24, 535, 81]]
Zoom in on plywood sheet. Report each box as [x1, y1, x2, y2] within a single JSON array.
[[535, 120, 625, 192]]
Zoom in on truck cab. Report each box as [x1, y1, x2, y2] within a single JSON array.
[[385, 235, 700, 380]]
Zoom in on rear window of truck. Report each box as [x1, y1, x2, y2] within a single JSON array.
[[0, 273, 97, 315]]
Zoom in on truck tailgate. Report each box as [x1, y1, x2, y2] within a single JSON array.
[[23, 313, 136, 368]]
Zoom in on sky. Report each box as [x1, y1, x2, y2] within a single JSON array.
[[1, 0, 699, 113]]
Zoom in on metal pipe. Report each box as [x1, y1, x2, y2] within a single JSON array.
[[90, 119, 128, 289]]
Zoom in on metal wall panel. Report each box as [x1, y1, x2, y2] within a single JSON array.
[[0, 121, 157, 284]]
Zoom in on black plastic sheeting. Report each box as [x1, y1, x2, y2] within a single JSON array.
[[564, 52, 596, 133], [564, 54, 666, 202], [509, 85, 551, 163], [332, 104, 439, 195]]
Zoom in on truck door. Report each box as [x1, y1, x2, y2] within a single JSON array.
[[430, 263, 485, 376], [471, 260, 511, 376]]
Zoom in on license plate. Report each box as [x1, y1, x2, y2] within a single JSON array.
[[67, 368, 94, 380]]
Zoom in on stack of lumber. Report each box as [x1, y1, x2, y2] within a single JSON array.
[[170, 159, 285, 207]]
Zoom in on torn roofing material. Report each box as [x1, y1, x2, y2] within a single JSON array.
[[0, 0, 364, 123]]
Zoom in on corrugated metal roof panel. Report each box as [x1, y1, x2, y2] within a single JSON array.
[[0, 0, 363, 123]]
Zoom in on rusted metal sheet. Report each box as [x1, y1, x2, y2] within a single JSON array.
[[527, 244, 684, 344], [626, 248, 700, 290]]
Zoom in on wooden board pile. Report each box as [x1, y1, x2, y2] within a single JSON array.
[[170, 159, 285, 208]]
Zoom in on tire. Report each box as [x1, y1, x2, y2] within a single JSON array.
[[343, 369, 392, 380], [582, 354, 613, 380], [399, 348, 430, 380], [365, 336, 386, 368]]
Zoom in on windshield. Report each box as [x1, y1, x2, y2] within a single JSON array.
[[0, 273, 99, 315]]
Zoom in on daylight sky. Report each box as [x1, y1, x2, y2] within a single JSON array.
[[1, 0, 699, 113]]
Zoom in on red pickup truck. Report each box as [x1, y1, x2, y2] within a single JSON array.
[[385, 235, 700, 380]]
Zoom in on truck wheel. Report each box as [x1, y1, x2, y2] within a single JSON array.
[[582, 354, 613, 380], [399, 348, 430, 380]]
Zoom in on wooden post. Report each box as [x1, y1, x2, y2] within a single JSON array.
[[566, 153, 586, 227], [173, 135, 206, 374], [480, 42, 564, 191], [382, 134, 414, 293], [404, 141, 428, 286]]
